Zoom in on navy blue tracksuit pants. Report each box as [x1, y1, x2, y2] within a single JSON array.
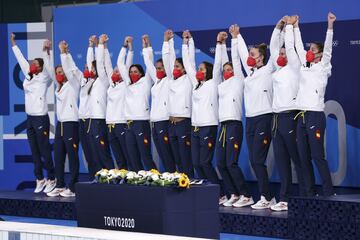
[[246, 113, 273, 201], [88, 119, 114, 170], [296, 111, 334, 196], [168, 118, 194, 178], [152, 121, 176, 173], [54, 121, 80, 192], [125, 120, 157, 171], [108, 123, 129, 170], [79, 118, 98, 179], [26, 115, 55, 181], [216, 120, 250, 197], [273, 111, 305, 202], [191, 125, 219, 185]]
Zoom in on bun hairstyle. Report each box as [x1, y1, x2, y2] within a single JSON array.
[[254, 43, 268, 64]]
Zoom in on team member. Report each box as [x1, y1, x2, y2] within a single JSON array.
[[182, 30, 220, 184], [118, 36, 157, 171], [269, 16, 305, 211], [292, 13, 336, 197], [103, 35, 133, 170], [47, 41, 80, 197], [217, 27, 253, 207], [87, 34, 115, 170], [142, 34, 176, 172], [233, 24, 277, 209], [10, 34, 56, 193], [163, 30, 194, 177]]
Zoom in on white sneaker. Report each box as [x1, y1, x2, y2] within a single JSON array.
[[46, 188, 65, 197], [219, 195, 228, 205], [251, 196, 276, 210], [34, 179, 47, 193], [270, 201, 288, 211], [233, 195, 255, 208], [60, 189, 76, 197], [223, 194, 240, 207], [43, 179, 57, 193]]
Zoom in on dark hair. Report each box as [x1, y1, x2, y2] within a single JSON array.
[[223, 61, 233, 69], [175, 58, 184, 69], [156, 58, 163, 65], [129, 64, 145, 78], [312, 42, 324, 53], [203, 61, 213, 80], [55, 65, 62, 72], [29, 58, 44, 79], [91, 60, 98, 78], [281, 43, 285, 49], [254, 43, 267, 64]]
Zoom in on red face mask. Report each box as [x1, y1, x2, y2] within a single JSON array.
[[156, 70, 166, 79], [83, 70, 91, 78], [111, 73, 121, 83], [29, 63, 39, 75], [277, 56, 287, 67], [223, 71, 234, 80], [173, 69, 183, 79], [196, 71, 205, 82], [306, 50, 315, 63], [130, 73, 141, 83], [247, 56, 257, 67], [56, 74, 65, 84]]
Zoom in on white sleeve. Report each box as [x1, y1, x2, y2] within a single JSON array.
[[117, 47, 131, 85], [86, 47, 94, 70], [104, 49, 113, 80], [212, 43, 223, 85], [269, 28, 281, 64], [294, 27, 307, 66], [143, 47, 157, 84], [95, 44, 109, 89], [285, 25, 301, 69], [221, 43, 229, 65], [12, 45, 30, 77], [42, 50, 55, 85], [125, 50, 133, 70], [169, 38, 176, 74], [320, 30, 333, 68], [236, 33, 251, 76], [231, 38, 244, 79], [189, 38, 196, 69], [162, 41, 172, 79], [182, 42, 197, 87], [60, 53, 81, 90]]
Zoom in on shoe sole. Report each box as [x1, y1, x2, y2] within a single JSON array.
[[43, 185, 56, 193], [233, 201, 254, 208]]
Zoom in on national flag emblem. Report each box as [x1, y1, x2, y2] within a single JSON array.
[[100, 140, 105, 146], [234, 143, 239, 150], [163, 136, 169, 143], [73, 143, 77, 149], [186, 141, 191, 146], [43, 131, 48, 136], [208, 142, 213, 148], [315, 130, 321, 140], [263, 138, 268, 145], [144, 138, 149, 145]]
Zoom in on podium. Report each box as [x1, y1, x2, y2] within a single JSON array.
[[76, 183, 220, 239]]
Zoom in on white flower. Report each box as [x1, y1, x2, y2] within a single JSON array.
[[138, 170, 147, 177], [151, 174, 160, 181], [100, 171, 108, 178], [126, 171, 136, 180]]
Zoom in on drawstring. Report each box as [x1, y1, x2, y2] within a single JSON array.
[[294, 111, 306, 124], [87, 119, 92, 133], [218, 124, 226, 148], [108, 124, 115, 133], [127, 120, 133, 129], [193, 126, 200, 133], [272, 114, 278, 137], [61, 122, 63, 137]]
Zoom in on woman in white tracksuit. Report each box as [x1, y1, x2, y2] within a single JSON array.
[[87, 34, 115, 171], [118, 36, 157, 171], [142, 34, 176, 173], [217, 28, 253, 208], [47, 41, 80, 197], [164, 30, 194, 177], [269, 16, 305, 211], [232, 24, 277, 209], [291, 13, 336, 197], [101, 36, 133, 170], [182, 30, 220, 184], [10, 34, 56, 194]]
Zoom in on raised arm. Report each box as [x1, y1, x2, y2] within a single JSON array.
[[321, 12, 336, 67], [142, 34, 157, 84], [229, 25, 244, 79], [285, 17, 301, 68], [10, 33, 30, 77], [117, 36, 132, 85], [270, 17, 287, 63], [104, 45, 113, 79], [293, 17, 307, 66], [42, 39, 55, 84], [59, 41, 81, 89], [162, 30, 174, 78], [87, 35, 96, 72], [96, 34, 109, 83], [234, 24, 251, 76], [182, 30, 197, 87], [213, 32, 227, 84]]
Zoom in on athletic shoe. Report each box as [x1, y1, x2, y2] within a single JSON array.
[[60, 189, 76, 197], [219, 195, 228, 205], [46, 188, 65, 197], [34, 179, 47, 193], [233, 195, 255, 208], [43, 179, 57, 193], [223, 194, 240, 207], [251, 196, 276, 210], [270, 201, 288, 211]]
